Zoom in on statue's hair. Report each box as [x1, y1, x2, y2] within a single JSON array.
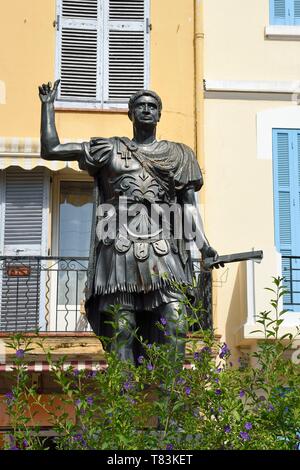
[[128, 89, 162, 116]]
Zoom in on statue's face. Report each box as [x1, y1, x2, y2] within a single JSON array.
[[130, 95, 160, 126]]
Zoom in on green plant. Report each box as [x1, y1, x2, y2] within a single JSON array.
[[2, 277, 300, 450]]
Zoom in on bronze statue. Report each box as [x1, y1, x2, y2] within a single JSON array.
[[39, 80, 219, 363]]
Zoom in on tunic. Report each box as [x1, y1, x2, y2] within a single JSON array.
[[78, 136, 203, 321]]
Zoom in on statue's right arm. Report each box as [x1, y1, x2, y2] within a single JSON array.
[[39, 80, 84, 161]]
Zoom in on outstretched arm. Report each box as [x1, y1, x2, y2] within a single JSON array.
[[39, 80, 84, 161]]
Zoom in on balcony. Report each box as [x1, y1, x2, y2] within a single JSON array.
[[0, 256, 212, 333], [0, 256, 91, 333]]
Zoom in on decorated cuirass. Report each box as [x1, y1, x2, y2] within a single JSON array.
[[80, 136, 203, 296], [95, 139, 177, 261]]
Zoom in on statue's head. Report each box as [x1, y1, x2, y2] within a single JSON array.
[[128, 90, 162, 124]]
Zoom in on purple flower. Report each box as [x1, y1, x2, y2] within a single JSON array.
[[215, 389, 222, 396], [214, 378, 219, 384], [201, 346, 211, 354], [147, 363, 154, 371], [166, 444, 173, 450], [194, 352, 200, 360], [23, 439, 29, 448], [244, 422, 252, 431], [86, 396, 93, 405], [73, 368, 80, 377], [137, 355, 144, 364], [123, 381, 133, 391], [88, 370, 97, 378], [5, 392, 15, 404], [16, 349, 25, 359], [9, 446, 19, 451], [219, 343, 230, 359], [147, 343, 153, 349], [73, 433, 87, 446], [218, 406, 223, 413], [75, 399, 81, 407], [185, 386, 191, 396], [239, 390, 245, 398], [164, 330, 170, 337], [160, 317, 167, 326], [216, 367, 223, 374], [126, 396, 137, 405], [224, 425, 231, 433], [176, 377, 185, 385], [239, 431, 250, 441], [268, 404, 275, 411]]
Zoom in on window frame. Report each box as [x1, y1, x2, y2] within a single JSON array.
[[273, 128, 300, 311], [54, 0, 150, 111]]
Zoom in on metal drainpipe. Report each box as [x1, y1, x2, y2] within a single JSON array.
[[194, 0, 204, 168]]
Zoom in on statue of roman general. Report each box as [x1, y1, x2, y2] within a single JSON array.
[[39, 80, 219, 363]]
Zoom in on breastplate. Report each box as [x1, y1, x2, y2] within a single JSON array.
[[109, 167, 165, 203]]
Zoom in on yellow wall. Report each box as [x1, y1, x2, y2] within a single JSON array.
[[203, 0, 300, 81], [0, 0, 196, 149], [202, 0, 300, 358]]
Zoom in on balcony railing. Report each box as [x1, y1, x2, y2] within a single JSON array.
[[0, 256, 90, 333], [282, 255, 300, 306], [0, 256, 212, 333]]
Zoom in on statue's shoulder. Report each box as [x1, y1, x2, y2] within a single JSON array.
[[161, 140, 196, 158], [88, 137, 116, 157]]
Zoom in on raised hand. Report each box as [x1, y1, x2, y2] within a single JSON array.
[[38, 79, 60, 104]]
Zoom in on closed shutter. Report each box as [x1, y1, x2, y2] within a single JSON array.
[[104, 0, 149, 104], [56, 0, 150, 108], [270, 0, 287, 24], [293, 0, 300, 23], [0, 168, 49, 331], [270, 0, 300, 24], [56, 0, 101, 102], [273, 129, 300, 308]]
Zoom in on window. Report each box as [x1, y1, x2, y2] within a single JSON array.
[[0, 168, 50, 331], [55, 0, 150, 110], [273, 129, 300, 310], [270, 0, 300, 25]]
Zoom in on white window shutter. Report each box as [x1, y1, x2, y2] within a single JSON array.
[[56, 0, 101, 102], [103, 0, 150, 106], [3, 168, 49, 256]]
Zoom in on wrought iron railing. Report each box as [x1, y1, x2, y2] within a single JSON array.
[[0, 256, 212, 333], [281, 255, 300, 306], [0, 256, 90, 333]]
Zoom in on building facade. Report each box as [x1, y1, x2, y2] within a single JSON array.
[[0, 0, 200, 434], [202, 0, 300, 359], [0, 0, 300, 436]]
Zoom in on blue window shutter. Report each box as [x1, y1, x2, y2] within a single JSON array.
[[270, 0, 287, 24], [273, 129, 300, 309], [270, 1, 300, 25], [273, 130, 292, 253], [293, 0, 300, 24]]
